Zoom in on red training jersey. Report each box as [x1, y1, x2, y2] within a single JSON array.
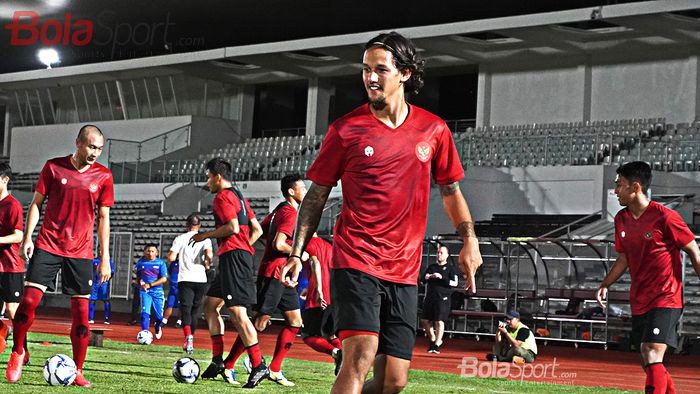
[[614, 201, 695, 315], [35, 156, 114, 260], [213, 188, 256, 256], [0, 194, 25, 273], [259, 202, 297, 279], [307, 104, 464, 285], [304, 237, 332, 309]]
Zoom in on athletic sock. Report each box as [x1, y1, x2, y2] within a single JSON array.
[[88, 302, 95, 321], [224, 336, 246, 369], [330, 337, 342, 349], [665, 370, 676, 394], [270, 326, 299, 372], [12, 286, 43, 353], [104, 302, 111, 321], [140, 312, 150, 331], [303, 336, 335, 355], [644, 363, 668, 394], [70, 298, 90, 371], [183, 325, 192, 337], [246, 343, 263, 368], [211, 334, 224, 360]]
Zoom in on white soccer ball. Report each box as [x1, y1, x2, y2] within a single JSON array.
[[137, 330, 153, 345], [172, 357, 200, 384], [43, 354, 77, 386]]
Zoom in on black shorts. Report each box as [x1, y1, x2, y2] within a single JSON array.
[[26, 249, 92, 295], [0, 272, 25, 302], [302, 306, 335, 338], [255, 276, 300, 316], [206, 250, 256, 307], [331, 268, 417, 360], [421, 294, 451, 322], [631, 307, 682, 349]]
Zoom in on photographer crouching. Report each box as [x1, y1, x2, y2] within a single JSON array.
[[486, 310, 538, 364]]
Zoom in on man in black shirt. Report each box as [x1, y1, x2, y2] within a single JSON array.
[[421, 244, 458, 354]]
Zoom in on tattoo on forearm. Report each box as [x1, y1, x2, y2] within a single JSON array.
[[293, 184, 331, 252], [457, 221, 475, 238], [439, 182, 460, 196]]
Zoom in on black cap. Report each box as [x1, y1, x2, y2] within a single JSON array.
[[505, 310, 520, 320]]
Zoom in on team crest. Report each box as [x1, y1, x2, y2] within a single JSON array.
[[644, 231, 653, 239], [89, 183, 98, 193], [415, 141, 431, 162]]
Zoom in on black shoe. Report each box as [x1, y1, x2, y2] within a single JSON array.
[[201, 360, 225, 379], [242, 360, 269, 388], [486, 353, 497, 361], [333, 349, 342, 376], [433, 344, 441, 354], [427, 341, 436, 353]]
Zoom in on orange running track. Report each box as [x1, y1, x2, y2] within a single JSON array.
[[16, 308, 700, 393]]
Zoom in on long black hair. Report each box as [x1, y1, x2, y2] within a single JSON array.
[[365, 31, 425, 96]]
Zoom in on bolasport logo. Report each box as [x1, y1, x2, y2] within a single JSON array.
[[3, 10, 203, 57]]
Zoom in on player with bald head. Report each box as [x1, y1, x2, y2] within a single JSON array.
[[6, 124, 114, 387]]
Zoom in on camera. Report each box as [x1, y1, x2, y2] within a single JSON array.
[[498, 320, 508, 328]]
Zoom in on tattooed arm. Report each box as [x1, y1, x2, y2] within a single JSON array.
[[280, 183, 332, 287], [439, 181, 483, 293]]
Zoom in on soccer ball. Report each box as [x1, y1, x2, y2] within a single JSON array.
[[172, 357, 200, 384], [43, 354, 77, 386], [137, 330, 153, 345]]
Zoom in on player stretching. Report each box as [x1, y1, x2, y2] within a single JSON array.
[[193, 158, 267, 388], [6, 125, 114, 387], [224, 174, 307, 387], [282, 32, 482, 393], [301, 235, 342, 374], [0, 163, 25, 356], [597, 161, 700, 394]]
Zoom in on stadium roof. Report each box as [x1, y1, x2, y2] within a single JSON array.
[[0, 0, 698, 89]]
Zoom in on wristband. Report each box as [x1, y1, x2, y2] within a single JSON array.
[[288, 254, 302, 260]]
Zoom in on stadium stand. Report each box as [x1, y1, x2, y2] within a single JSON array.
[[103, 118, 700, 186]]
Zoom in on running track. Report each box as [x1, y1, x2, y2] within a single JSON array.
[[18, 309, 700, 393]]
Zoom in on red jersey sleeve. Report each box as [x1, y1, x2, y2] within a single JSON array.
[[306, 124, 345, 187], [305, 237, 319, 258], [10, 199, 23, 231], [274, 206, 297, 237], [98, 172, 115, 207], [665, 210, 695, 249], [35, 161, 52, 196], [431, 122, 464, 185], [214, 191, 240, 224]]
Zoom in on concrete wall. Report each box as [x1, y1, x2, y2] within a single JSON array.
[[10, 116, 192, 173], [484, 49, 699, 126]]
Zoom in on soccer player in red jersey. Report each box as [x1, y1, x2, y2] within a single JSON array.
[[0, 163, 25, 355], [192, 158, 268, 388], [6, 125, 113, 387], [227, 174, 306, 386], [281, 32, 483, 393], [597, 161, 700, 394], [300, 235, 342, 374]]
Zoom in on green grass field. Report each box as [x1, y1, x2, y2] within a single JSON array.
[[0, 333, 635, 393]]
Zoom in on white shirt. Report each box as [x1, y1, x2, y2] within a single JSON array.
[[169, 230, 212, 283]]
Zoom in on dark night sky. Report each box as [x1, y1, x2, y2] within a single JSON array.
[[0, 0, 640, 73]]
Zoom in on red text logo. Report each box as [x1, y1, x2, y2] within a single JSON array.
[[4, 11, 94, 46]]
